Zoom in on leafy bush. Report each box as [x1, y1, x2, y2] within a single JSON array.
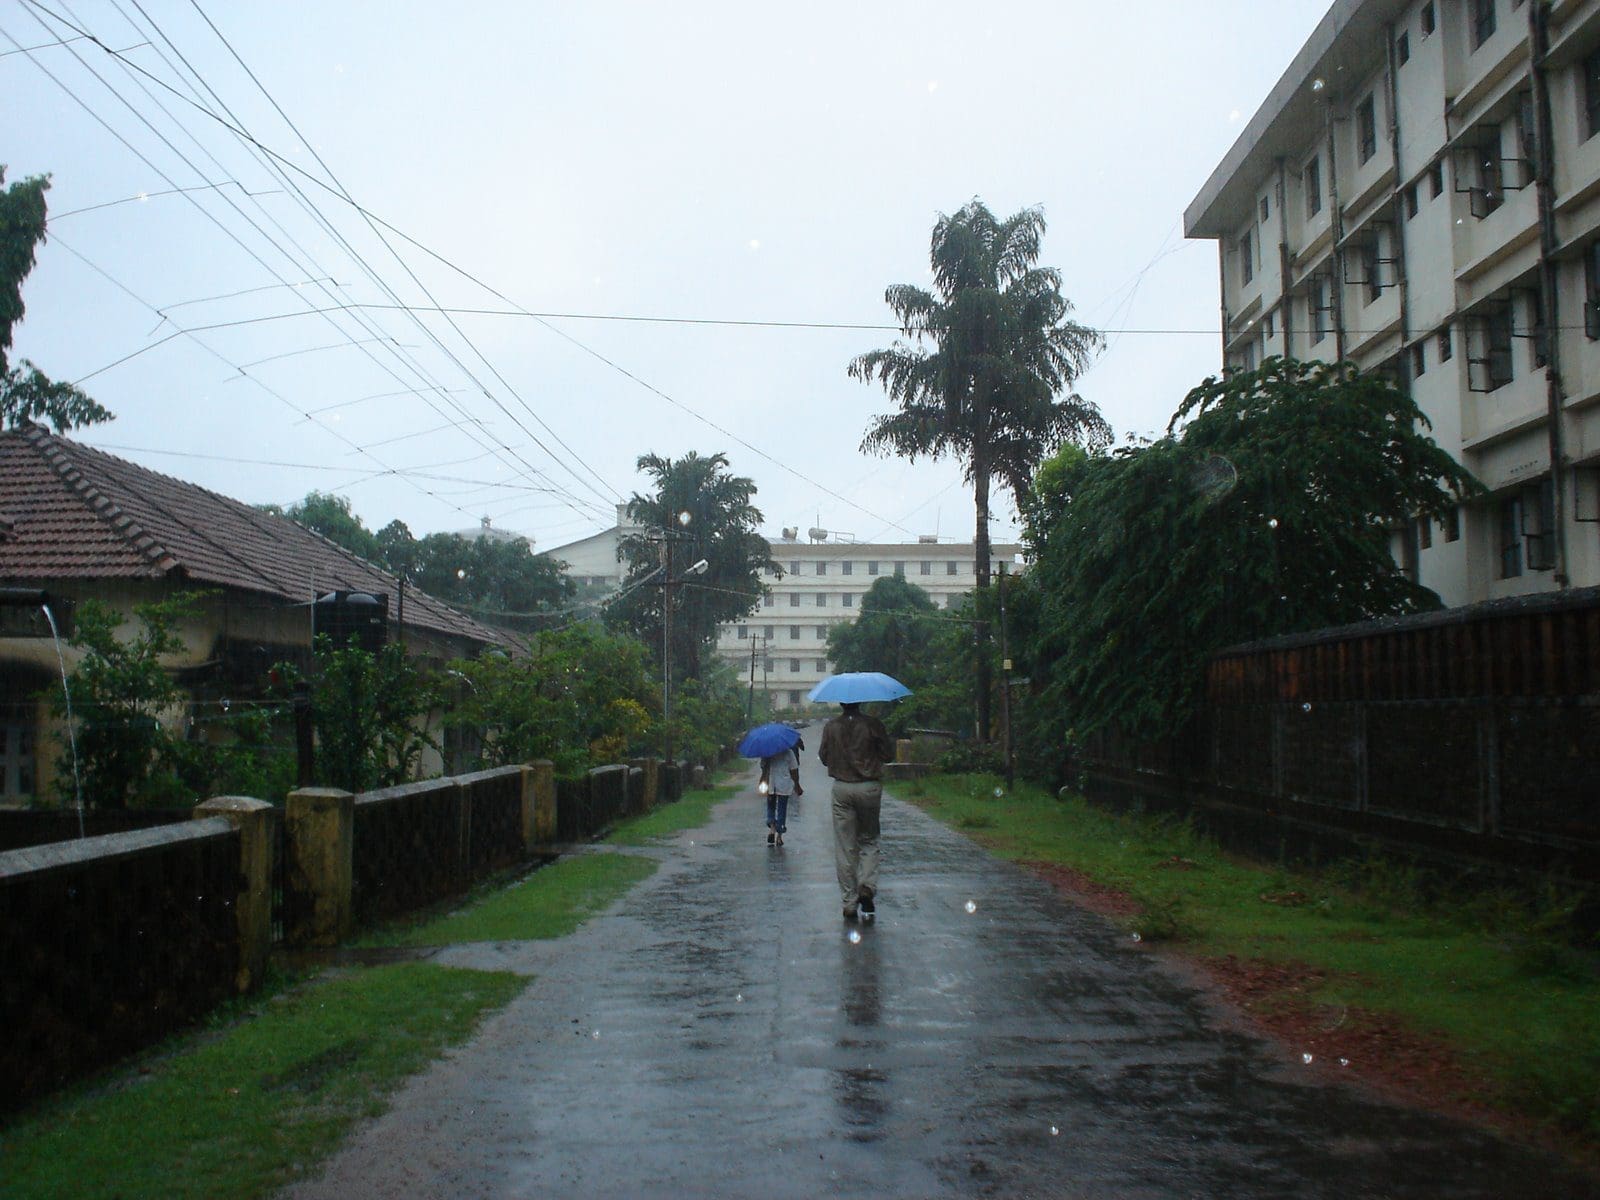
[[936, 741, 1004, 775]]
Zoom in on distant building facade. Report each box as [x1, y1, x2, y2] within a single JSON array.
[[715, 533, 1022, 712], [1185, 0, 1600, 607], [542, 504, 644, 592]]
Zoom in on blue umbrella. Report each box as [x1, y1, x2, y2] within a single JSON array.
[[737, 722, 803, 758], [808, 671, 912, 704]]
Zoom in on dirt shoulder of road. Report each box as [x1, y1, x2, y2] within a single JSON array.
[[1022, 859, 1600, 1178]]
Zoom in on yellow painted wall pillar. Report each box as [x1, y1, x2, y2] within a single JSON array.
[[527, 760, 556, 848], [627, 757, 659, 812], [193, 795, 277, 991], [284, 787, 354, 947]]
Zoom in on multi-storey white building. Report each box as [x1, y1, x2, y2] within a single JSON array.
[[715, 533, 1022, 712], [1186, 0, 1600, 606]]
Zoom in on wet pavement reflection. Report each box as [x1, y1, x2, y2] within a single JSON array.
[[285, 738, 1599, 1199]]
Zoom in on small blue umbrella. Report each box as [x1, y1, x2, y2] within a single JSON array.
[[737, 722, 803, 758], [808, 671, 913, 704]]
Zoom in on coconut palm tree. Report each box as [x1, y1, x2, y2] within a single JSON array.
[[850, 199, 1109, 738]]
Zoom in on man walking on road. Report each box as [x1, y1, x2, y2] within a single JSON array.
[[818, 702, 894, 921]]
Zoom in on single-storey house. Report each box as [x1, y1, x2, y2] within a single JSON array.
[[0, 423, 514, 804]]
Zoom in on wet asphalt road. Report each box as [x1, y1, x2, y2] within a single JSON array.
[[285, 737, 1598, 1200]]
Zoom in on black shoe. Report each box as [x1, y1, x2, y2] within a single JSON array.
[[857, 891, 875, 921], [767, 830, 775, 845]]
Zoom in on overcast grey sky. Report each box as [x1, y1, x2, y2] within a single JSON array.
[[3, 1, 1330, 554]]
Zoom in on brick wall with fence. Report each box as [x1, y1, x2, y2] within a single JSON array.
[[1082, 587, 1600, 886]]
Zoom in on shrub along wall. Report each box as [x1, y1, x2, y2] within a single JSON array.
[[0, 821, 240, 1113]]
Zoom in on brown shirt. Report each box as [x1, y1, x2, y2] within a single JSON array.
[[818, 711, 894, 783]]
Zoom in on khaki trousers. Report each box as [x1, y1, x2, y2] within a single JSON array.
[[831, 779, 882, 907]]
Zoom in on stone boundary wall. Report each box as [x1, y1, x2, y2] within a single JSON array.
[[0, 820, 242, 1113]]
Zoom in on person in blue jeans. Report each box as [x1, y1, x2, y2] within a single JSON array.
[[759, 745, 802, 846]]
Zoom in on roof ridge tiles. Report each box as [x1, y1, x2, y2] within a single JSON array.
[[30, 428, 179, 573]]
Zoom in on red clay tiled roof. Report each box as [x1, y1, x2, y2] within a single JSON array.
[[0, 424, 511, 650]]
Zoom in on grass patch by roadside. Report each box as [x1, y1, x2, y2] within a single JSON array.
[[606, 781, 740, 845], [0, 963, 522, 1200], [366, 851, 658, 947], [901, 772, 1600, 1143]]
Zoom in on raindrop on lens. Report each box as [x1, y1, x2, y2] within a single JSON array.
[[993, 787, 1003, 798], [848, 929, 862, 944], [964, 900, 977, 914], [1302, 702, 1312, 713], [1301, 1052, 1314, 1065], [735, 993, 743, 1003], [1131, 932, 1142, 942], [1339, 1057, 1350, 1067], [1050, 1125, 1060, 1136], [592, 1030, 601, 1039]]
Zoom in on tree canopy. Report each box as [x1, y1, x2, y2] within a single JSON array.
[[826, 575, 939, 682], [1024, 357, 1481, 744], [1, 169, 111, 433], [850, 198, 1108, 738], [609, 451, 774, 681], [265, 493, 573, 630]]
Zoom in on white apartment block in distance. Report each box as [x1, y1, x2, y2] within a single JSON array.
[[717, 529, 1023, 713], [1185, 0, 1600, 606]]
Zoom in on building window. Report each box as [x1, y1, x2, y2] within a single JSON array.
[[842, 593, 855, 608], [1443, 506, 1461, 542], [1529, 288, 1549, 368], [1259, 195, 1270, 222], [1238, 233, 1254, 286], [1499, 493, 1524, 577], [1586, 242, 1600, 339], [0, 723, 37, 798], [1428, 160, 1444, 198], [1265, 312, 1275, 338], [816, 561, 827, 575], [1438, 324, 1453, 361], [789, 625, 800, 639], [763, 625, 774, 638], [737, 625, 748, 639], [1404, 184, 1419, 218], [1421, 1, 1435, 35], [1469, 307, 1514, 391], [1305, 156, 1322, 217], [1410, 341, 1426, 378], [815, 659, 827, 671], [765, 658, 775, 673], [815, 626, 826, 638], [790, 659, 801, 672], [790, 561, 800, 574], [763, 594, 773, 607], [1357, 94, 1377, 164], [920, 561, 932, 575], [788, 690, 801, 705], [867, 561, 879, 575], [816, 593, 827, 607], [1397, 30, 1410, 65], [1362, 240, 1383, 305], [1309, 278, 1329, 344], [1586, 48, 1600, 141], [1418, 515, 1433, 550], [790, 592, 800, 606], [894, 562, 905, 576], [1471, 0, 1496, 51], [842, 561, 853, 575], [946, 561, 959, 575]]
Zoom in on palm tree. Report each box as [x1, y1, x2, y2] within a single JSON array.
[[850, 199, 1109, 738]]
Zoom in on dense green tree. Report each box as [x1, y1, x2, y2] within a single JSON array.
[[826, 575, 939, 681], [446, 625, 657, 775], [276, 491, 383, 562], [300, 638, 437, 792], [850, 199, 1108, 739], [610, 451, 775, 682], [1026, 357, 1481, 747], [406, 531, 573, 630], [1, 169, 112, 432]]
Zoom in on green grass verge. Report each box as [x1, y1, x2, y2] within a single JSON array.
[[902, 772, 1600, 1140], [0, 963, 523, 1200], [367, 851, 658, 947], [606, 781, 740, 845]]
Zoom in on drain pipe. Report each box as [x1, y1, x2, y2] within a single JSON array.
[[1529, 0, 1571, 587]]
